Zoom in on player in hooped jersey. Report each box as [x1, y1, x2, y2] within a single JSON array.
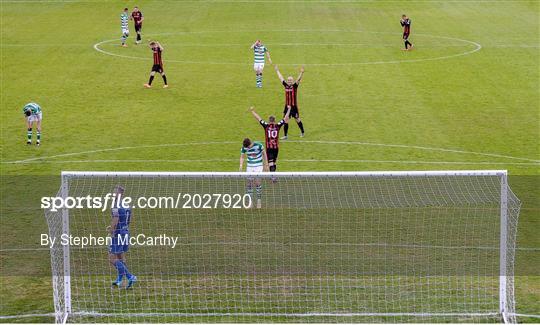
[[120, 8, 129, 47], [22, 102, 42, 146], [274, 65, 305, 139], [107, 185, 137, 289], [250, 40, 272, 88], [130, 7, 144, 44], [144, 41, 168, 88], [400, 14, 414, 51], [239, 138, 269, 208], [249, 106, 291, 175]]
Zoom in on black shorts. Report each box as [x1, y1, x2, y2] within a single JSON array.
[[267, 148, 279, 162], [403, 32, 410, 40], [151, 64, 164, 73], [284, 105, 299, 119], [135, 24, 142, 32]]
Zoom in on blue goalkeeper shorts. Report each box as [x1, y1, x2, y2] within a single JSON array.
[[109, 233, 129, 254]]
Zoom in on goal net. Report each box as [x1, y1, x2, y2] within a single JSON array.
[[45, 171, 520, 323]]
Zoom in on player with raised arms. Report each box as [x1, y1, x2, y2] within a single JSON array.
[[22, 102, 42, 146], [400, 14, 414, 51], [251, 40, 272, 88], [107, 185, 137, 289], [144, 41, 168, 88], [130, 6, 144, 44], [120, 8, 129, 47], [249, 106, 291, 178], [239, 138, 269, 208], [274, 65, 305, 139]]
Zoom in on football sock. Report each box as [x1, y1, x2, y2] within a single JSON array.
[[270, 165, 276, 172], [137, 33, 141, 42], [246, 184, 253, 197], [256, 74, 262, 87], [37, 131, 41, 141], [27, 128, 32, 142], [121, 261, 133, 279], [114, 260, 126, 282], [298, 121, 305, 133], [162, 75, 167, 85], [256, 185, 262, 199], [148, 75, 155, 85], [284, 123, 289, 136]]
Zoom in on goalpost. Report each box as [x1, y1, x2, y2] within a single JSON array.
[[45, 171, 520, 323]]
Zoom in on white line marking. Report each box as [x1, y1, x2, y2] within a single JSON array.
[[3, 140, 537, 164], [93, 30, 482, 66], [4, 159, 539, 166], [0, 313, 54, 319]]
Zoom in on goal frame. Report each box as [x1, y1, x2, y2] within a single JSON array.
[[54, 170, 515, 323]]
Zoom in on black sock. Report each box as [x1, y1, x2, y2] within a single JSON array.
[[162, 75, 167, 85], [270, 165, 276, 172], [297, 121, 305, 133], [137, 33, 141, 41], [284, 123, 289, 136], [404, 41, 408, 49], [148, 75, 155, 85]]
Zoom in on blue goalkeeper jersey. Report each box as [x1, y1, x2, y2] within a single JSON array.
[[112, 206, 131, 235]]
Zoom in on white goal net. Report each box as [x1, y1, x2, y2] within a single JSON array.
[[45, 171, 520, 323]]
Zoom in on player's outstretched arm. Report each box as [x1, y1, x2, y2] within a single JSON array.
[[250, 40, 258, 49], [274, 65, 284, 82], [283, 106, 292, 123], [239, 154, 245, 172], [107, 216, 119, 235], [266, 51, 272, 65], [249, 106, 262, 122], [262, 150, 269, 172], [296, 66, 305, 84]]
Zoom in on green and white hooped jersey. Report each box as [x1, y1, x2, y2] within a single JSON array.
[[121, 13, 129, 30], [23, 103, 41, 115], [241, 142, 264, 167], [253, 45, 268, 64]]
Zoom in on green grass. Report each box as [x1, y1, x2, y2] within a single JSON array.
[[0, 0, 539, 323]]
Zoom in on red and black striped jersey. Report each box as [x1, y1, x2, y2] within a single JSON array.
[[283, 81, 299, 107], [131, 11, 143, 25], [152, 47, 163, 66], [401, 18, 411, 34], [260, 119, 285, 149]]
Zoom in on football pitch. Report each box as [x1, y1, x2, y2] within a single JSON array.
[[0, 0, 539, 323]]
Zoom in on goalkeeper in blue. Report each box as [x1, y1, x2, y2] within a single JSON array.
[[23, 102, 42, 146], [107, 185, 137, 289]]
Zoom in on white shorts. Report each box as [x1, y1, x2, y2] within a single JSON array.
[[253, 63, 265, 71], [246, 165, 264, 173], [27, 112, 42, 123]]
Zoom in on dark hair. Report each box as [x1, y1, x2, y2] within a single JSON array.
[[243, 138, 251, 148], [114, 185, 125, 194], [269, 116, 276, 123], [124, 7, 129, 10], [24, 109, 31, 117]]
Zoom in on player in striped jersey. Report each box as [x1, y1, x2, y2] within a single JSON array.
[[400, 14, 414, 51], [22, 102, 42, 146], [250, 40, 272, 88], [275, 65, 305, 139], [120, 8, 130, 47], [239, 138, 268, 208], [144, 41, 168, 88], [249, 106, 291, 176]]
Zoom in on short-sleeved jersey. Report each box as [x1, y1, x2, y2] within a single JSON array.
[[241, 142, 265, 167], [253, 45, 268, 64], [401, 18, 411, 34], [152, 47, 163, 66], [260, 119, 285, 149], [23, 103, 41, 115], [131, 11, 143, 25], [112, 206, 131, 235], [121, 12, 129, 30], [283, 81, 299, 107]]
